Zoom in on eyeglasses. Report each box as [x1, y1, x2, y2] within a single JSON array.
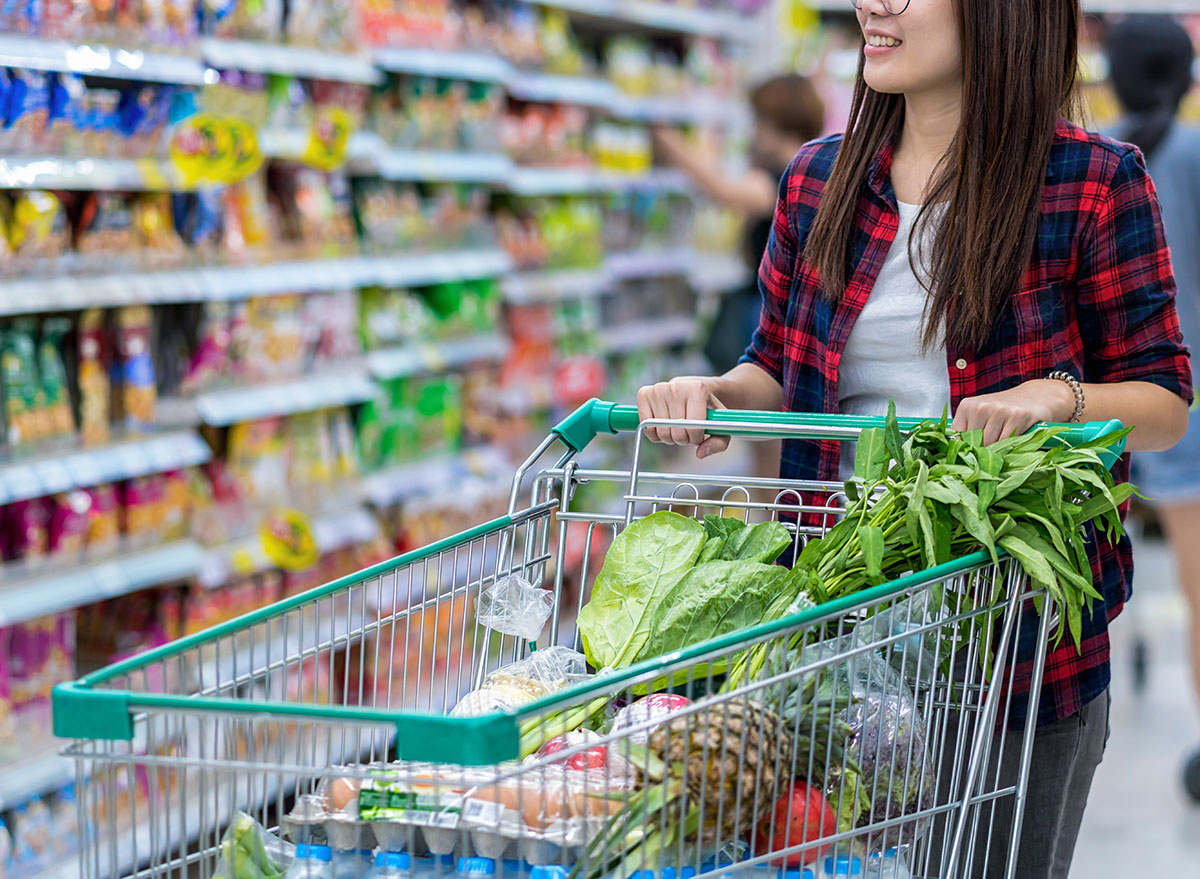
[[851, 0, 913, 13]]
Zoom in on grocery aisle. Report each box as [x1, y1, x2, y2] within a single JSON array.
[[1071, 536, 1200, 876]]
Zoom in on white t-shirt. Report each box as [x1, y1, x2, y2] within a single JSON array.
[[838, 201, 951, 480]]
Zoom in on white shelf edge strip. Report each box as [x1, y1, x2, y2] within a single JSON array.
[[0, 34, 208, 84], [0, 540, 205, 627], [0, 432, 211, 505], [0, 249, 513, 315], [365, 334, 511, 380], [193, 371, 378, 426], [0, 751, 74, 810], [199, 38, 381, 84]]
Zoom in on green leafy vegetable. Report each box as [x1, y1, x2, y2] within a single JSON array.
[[576, 511, 706, 669]]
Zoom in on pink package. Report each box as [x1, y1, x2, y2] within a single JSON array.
[[6, 499, 50, 566], [0, 626, 15, 758], [47, 491, 92, 562]]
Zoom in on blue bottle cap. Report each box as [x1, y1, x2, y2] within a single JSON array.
[[781, 870, 814, 879], [529, 868, 568, 879], [822, 857, 861, 877], [627, 872, 655, 879], [360, 850, 376, 858], [298, 845, 333, 863], [883, 848, 900, 858], [386, 854, 411, 870], [458, 858, 497, 877], [661, 868, 697, 879]]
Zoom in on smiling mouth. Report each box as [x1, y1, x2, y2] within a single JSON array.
[[865, 35, 902, 48]]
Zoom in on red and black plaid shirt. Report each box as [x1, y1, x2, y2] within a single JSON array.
[[742, 119, 1194, 727]]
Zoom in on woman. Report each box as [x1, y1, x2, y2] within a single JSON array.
[[653, 74, 826, 374], [1107, 14, 1200, 802], [638, 1, 1192, 876]]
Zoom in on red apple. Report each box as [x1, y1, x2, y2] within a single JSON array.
[[755, 781, 837, 867], [537, 730, 607, 771], [611, 694, 692, 744]]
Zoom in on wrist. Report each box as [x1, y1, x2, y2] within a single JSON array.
[[1039, 376, 1083, 423]]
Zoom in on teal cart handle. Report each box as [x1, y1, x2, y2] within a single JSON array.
[[552, 399, 1126, 468]]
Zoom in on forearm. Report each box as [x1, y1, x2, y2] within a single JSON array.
[[1077, 380, 1190, 452], [710, 363, 785, 412], [654, 128, 776, 214]]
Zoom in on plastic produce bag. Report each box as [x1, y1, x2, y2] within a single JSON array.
[[214, 812, 294, 879], [860, 591, 944, 692], [450, 647, 588, 716], [805, 633, 935, 852], [476, 574, 553, 641]]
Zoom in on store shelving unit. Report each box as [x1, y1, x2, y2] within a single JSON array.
[[0, 0, 761, 837]]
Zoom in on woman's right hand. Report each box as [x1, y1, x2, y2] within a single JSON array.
[[636, 377, 731, 459]]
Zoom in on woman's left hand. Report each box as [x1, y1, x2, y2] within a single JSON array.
[[952, 380, 1077, 445]]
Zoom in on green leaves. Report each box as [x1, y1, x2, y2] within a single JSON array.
[[812, 404, 1134, 654]]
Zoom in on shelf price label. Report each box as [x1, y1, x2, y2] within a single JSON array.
[[259, 508, 320, 571], [303, 106, 356, 171]]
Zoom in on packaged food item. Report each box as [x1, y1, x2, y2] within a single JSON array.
[[160, 470, 190, 541], [132, 192, 186, 268], [112, 305, 157, 433], [121, 475, 165, 546], [450, 647, 585, 717], [9, 797, 51, 876], [49, 783, 79, 859], [1, 70, 50, 154], [85, 484, 121, 558], [0, 626, 16, 761], [37, 317, 75, 441], [77, 193, 136, 265], [3, 191, 69, 263], [181, 301, 233, 394], [0, 320, 45, 447], [47, 491, 91, 562], [77, 308, 111, 444], [5, 499, 49, 566]]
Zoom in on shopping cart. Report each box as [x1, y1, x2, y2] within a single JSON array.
[[52, 401, 1126, 879]]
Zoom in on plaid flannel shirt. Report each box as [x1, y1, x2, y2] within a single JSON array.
[[742, 119, 1194, 727]]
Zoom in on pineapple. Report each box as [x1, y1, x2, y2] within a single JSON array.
[[578, 699, 794, 879]]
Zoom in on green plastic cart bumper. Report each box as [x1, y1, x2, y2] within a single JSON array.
[[552, 398, 1127, 469]]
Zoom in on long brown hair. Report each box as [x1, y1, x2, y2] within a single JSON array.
[[805, 0, 1081, 353]]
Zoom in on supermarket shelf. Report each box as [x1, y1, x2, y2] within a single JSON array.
[[507, 70, 618, 107], [600, 314, 695, 353], [530, 0, 756, 40], [376, 46, 513, 82], [607, 247, 693, 279], [260, 129, 383, 163], [191, 370, 378, 427], [365, 333, 511, 381], [608, 92, 749, 126], [688, 252, 750, 292], [199, 38, 381, 84], [361, 444, 510, 507], [0, 431, 211, 505], [198, 506, 379, 589], [0, 34, 209, 84], [507, 165, 688, 195], [0, 540, 205, 627], [0, 156, 190, 191], [0, 750, 74, 810], [0, 249, 515, 315], [501, 267, 609, 304], [371, 149, 515, 183]]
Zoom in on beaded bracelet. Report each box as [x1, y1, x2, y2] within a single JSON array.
[[1047, 371, 1086, 423]]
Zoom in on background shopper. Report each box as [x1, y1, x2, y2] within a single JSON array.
[[637, 0, 1193, 875], [1107, 13, 1200, 801]]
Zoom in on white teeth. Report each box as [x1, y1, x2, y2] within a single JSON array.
[[866, 35, 901, 48]]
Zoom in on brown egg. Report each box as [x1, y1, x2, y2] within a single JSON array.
[[521, 781, 572, 832], [326, 777, 359, 814]]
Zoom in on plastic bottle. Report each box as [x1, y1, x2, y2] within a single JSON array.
[[286, 844, 334, 879], [779, 869, 815, 879], [864, 849, 910, 879], [420, 854, 456, 879], [457, 858, 496, 879], [0, 817, 11, 879], [334, 849, 376, 879], [527, 868, 567, 879], [820, 856, 863, 879], [500, 860, 525, 879], [368, 852, 412, 879]]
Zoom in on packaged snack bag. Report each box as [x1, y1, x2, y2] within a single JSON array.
[[160, 470, 190, 541], [112, 305, 157, 433], [2, 70, 49, 154], [0, 626, 15, 761], [121, 475, 164, 546], [85, 484, 121, 558], [37, 317, 75, 441], [132, 192, 186, 268], [47, 491, 90, 562], [77, 308, 111, 445], [0, 320, 45, 447], [77, 193, 135, 264], [5, 190, 69, 263]]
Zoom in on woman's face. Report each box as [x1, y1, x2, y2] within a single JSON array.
[[856, 0, 962, 100]]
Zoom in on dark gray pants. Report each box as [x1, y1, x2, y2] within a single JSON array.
[[929, 690, 1110, 878]]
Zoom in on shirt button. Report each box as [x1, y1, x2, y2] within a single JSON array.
[[955, 358, 968, 371]]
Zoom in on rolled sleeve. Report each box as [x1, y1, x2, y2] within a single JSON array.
[[740, 166, 798, 384], [1077, 148, 1194, 404]]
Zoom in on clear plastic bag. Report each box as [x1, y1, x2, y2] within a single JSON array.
[[214, 812, 295, 879], [450, 647, 588, 717], [476, 574, 553, 641], [804, 633, 935, 852]]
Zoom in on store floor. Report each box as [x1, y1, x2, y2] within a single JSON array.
[[1069, 535, 1200, 875]]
